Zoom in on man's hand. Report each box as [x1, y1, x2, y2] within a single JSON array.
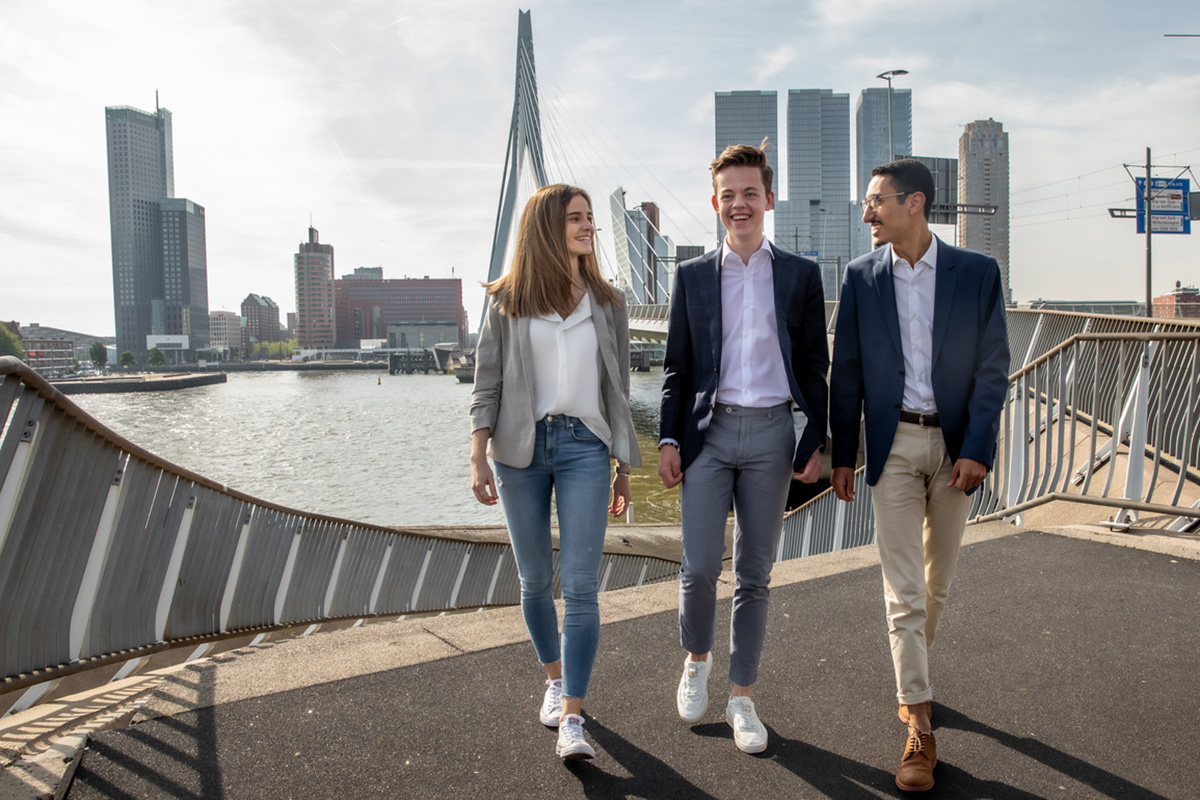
[[658, 444, 682, 488], [831, 466, 856, 502], [947, 457, 987, 492], [793, 450, 821, 483]]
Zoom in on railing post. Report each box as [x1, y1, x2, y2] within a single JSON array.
[[1116, 342, 1154, 525], [273, 529, 303, 625], [368, 539, 394, 615], [69, 459, 128, 661], [322, 533, 349, 617], [156, 494, 198, 641], [1007, 375, 1028, 511], [219, 510, 253, 632], [0, 417, 39, 557]]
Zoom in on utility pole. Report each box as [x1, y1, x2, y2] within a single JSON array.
[[1145, 148, 1153, 318]]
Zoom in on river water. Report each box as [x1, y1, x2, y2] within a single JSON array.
[[71, 370, 679, 527]]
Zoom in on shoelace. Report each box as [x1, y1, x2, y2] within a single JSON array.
[[904, 728, 931, 758], [544, 681, 563, 710], [560, 717, 585, 743], [682, 667, 704, 698], [730, 700, 757, 732]]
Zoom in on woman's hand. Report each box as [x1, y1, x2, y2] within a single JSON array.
[[472, 457, 498, 505], [471, 428, 498, 505], [610, 473, 632, 517]]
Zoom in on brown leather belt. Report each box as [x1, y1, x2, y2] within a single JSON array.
[[899, 410, 940, 427]]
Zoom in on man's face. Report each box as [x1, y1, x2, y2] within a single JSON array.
[[712, 165, 774, 240], [862, 175, 914, 247]]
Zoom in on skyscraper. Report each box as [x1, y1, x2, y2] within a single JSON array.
[[294, 227, 336, 349], [106, 103, 209, 359], [958, 119, 1011, 304], [852, 88, 912, 260], [855, 87, 912, 200], [610, 188, 673, 304], [714, 91, 778, 243], [777, 89, 850, 297]]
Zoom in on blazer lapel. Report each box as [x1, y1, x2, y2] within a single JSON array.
[[931, 237, 957, 367], [770, 245, 798, 358], [700, 252, 723, 369], [590, 291, 620, 384], [517, 315, 535, 400], [870, 249, 904, 357]]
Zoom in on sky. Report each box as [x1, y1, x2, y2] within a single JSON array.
[[2, 0, 1198, 337]]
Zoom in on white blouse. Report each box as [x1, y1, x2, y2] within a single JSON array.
[[528, 293, 611, 446]]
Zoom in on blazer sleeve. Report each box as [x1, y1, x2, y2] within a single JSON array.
[[470, 295, 503, 434], [957, 259, 1010, 467], [829, 268, 864, 470], [793, 262, 830, 464], [660, 266, 691, 443]]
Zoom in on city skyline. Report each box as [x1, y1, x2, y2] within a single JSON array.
[[3, 1, 1197, 336]]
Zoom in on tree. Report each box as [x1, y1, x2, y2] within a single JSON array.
[[147, 348, 166, 366], [0, 325, 25, 359], [119, 351, 136, 369], [89, 341, 108, 369]]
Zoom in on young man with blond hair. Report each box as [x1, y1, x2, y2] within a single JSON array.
[[658, 141, 828, 754]]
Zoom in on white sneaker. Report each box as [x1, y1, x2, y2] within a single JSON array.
[[539, 679, 563, 727], [726, 695, 768, 754], [676, 656, 711, 723], [555, 714, 595, 760]]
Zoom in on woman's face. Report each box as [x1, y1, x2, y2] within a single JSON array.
[[563, 194, 594, 262]]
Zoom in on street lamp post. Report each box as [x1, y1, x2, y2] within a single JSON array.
[[876, 69, 909, 163]]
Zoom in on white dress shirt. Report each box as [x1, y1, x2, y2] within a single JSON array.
[[528, 293, 612, 445], [890, 237, 938, 413], [715, 237, 791, 408]]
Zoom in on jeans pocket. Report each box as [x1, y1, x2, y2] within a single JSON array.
[[569, 421, 602, 443]]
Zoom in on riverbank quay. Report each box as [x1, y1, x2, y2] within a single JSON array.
[[26, 521, 1197, 800], [168, 361, 389, 373], [50, 372, 226, 395]]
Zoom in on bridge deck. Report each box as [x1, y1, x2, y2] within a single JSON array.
[[61, 522, 1200, 799]]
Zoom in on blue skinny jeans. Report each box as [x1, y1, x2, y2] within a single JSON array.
[[493, 415, 610, 700]]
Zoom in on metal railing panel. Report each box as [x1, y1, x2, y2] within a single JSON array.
[[374, 536, 437, 615], [411, 540, 471, 612], [327, 527, 390, 619], [450, 543, 508, 609], [225, 508, 300, 631], [164, 488, 245, 640], [279, 518, 344, 624]]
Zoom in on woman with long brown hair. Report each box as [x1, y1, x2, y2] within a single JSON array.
[[470, 183, 640, 761]]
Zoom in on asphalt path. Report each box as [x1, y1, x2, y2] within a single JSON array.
[[66, 531, 1200, 799]]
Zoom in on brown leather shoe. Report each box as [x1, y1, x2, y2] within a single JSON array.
[[895, 726, 937, 792], [898, 701, 932, 727]]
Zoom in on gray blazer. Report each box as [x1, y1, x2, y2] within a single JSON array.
[[470, 288, 642, 470]]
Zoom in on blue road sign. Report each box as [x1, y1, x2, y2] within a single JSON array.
[[1136, 178, 1191, 234]]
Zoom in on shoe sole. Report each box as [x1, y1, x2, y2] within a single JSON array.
[[677, 698, 707, 724], [540, 713, 561, 727], [895, 768, 935, 792], [557, 748, 595, 760], [733, 737, 767, 754]]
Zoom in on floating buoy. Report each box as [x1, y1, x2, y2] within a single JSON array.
[[378, 376, 381, 385]]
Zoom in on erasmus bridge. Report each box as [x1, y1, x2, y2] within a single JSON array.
[[1, 11, 1199, 798]]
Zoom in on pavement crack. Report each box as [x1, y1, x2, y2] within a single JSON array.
[[421, 626, 467, 654]]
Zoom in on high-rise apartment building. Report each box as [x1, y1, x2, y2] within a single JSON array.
[[333, 272, 466, 348], [958, 119, 1012, 304], [241, 294, 281, 353], [294, 227, 336, 349], [610, 188, 673, 304], [105, 104, 209, 359]]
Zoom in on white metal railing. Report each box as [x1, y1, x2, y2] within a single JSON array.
[[0, 357, 679, 706], [778, 310, 1200, 560]]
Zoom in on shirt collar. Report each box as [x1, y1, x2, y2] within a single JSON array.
[[889, 236, 938, 271], [720, 236, 774, 270]]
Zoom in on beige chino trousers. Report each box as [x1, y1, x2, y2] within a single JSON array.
[[871, 421, 972, 706]]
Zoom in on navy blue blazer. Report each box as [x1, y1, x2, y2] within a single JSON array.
[[660, 243, 829, 473], [829, 237, 1010, 487]]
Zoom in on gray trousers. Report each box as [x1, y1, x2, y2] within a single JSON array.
[[678, 402, 795, 686]]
